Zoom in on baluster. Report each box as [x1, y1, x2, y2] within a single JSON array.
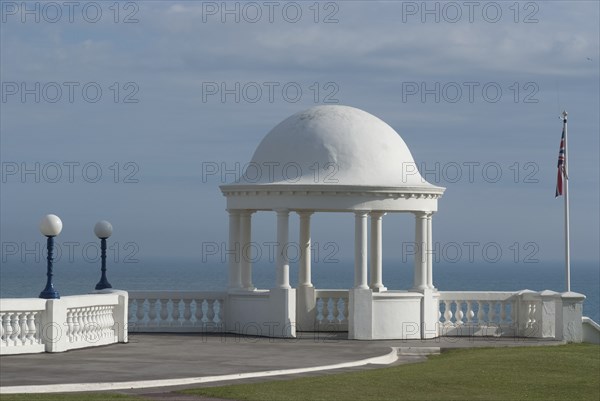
[[96, 307, 104, 339], [477, 301, 485, 324], [315, 298, 323, 323], [71, 309, 80, 342], [81, 308, 92, 342], [466, 301, 474, 324], [92, 307, 101, 340], [443, 301, 453, 325], [500, 302, 507, 324], [528, 303, 537, 328], [103, 306, 111, 337], [171, 299, 181, 326], [127, 300, 134, 323], [87, 306, 100, 342], [331, 298, 340, 323], [342, 298, 349, 323], [337, 298, 345, 323], [80, 308, 88, 341], [89, 307, 98, 340], [12, 313, 21, 345], [135, 299, 146, 324], [455, 301, 464, 325], [322, 298, 330, 323], [28, 312, 38, 344], [75, 309, 83, 342], [94, 307, 102, 338], [87, 307, 95, 340], [183, 299, 193, 326], [159, 299, 169, 325], [216, 299, 224, 324], [105, 306, 112, 338], [206, 300, 216, 324], [5, 313, 14, 346], [66, 310, 74, 342], [486, 302, 495, 323], [0, 313, 6, 346], [148, 299, 158, 326], [18, 313, 27, 345], [509, 300, 516, 324], [195, 299, 205, 324], [107, 306, 115, 337]]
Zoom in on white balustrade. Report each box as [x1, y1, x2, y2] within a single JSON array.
[[438, 291, 538, 337], [128, 291, 226, 332], [65, 305, 117, 349], [0, 290, 127, 355], [0, 309, 44, 354], [315, 290, 349, 331]]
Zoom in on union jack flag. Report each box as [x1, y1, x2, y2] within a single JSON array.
[[555, 125, 566, 197]]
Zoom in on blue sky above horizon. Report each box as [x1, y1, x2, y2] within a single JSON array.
[[1, 1, 599, 274]]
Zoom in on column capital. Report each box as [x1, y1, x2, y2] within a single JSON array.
[[226, 209, 241, 215], [369, 211, 386, 219], [296, 210, 315, 217], [274, 208, 290, 215], [354, 210, 369, 217], [414, 211, 430, 219], [239, 209, 256, 216]]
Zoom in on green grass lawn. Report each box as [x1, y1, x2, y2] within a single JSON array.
[[0, 394, 146, 401], [182, 344, 600, 401]]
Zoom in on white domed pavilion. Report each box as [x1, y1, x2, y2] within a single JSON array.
[[221, 105, 445, 339]]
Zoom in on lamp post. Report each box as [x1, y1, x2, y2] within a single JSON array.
[[94, 220, 113, 290], [39, 214, 62, 299]]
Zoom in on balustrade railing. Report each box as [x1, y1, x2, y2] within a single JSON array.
[[438, 291, 540, 337], [128, 291, 226, 332], [63, 296, 120, 350], [0, 291, 127, 355], [0, 299, 46, 355], [315, 290, 349, 331]]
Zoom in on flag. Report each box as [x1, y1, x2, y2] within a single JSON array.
[[555, 125, 566, 197]]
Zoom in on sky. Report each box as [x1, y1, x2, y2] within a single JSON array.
[[1, 1, 599, 274]]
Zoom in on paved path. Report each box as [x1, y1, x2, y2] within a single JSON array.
[[0, 333, 564, 395]]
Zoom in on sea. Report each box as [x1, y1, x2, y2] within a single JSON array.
[[1, 260, 598, 323]]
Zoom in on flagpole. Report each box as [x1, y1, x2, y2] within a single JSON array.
[[562, 110, 571, 292]]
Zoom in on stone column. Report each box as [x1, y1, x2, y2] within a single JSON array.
[[296, 211, 315, 331], [298, 211, 314, 288], [426, 212, 435, 290], [413, 212, 428, 291], [354, 211, 369, 289], [276, 209, 291, 289], [240, 210, 255, 291], [227, 209, 242, 290], [369, 212, 386, 292]]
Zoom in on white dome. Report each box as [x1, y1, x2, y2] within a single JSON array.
[[236, 105, 431, 187]]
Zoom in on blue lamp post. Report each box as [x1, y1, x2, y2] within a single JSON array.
[[39, 214, 62, 299], [94, 220, 113, 290]]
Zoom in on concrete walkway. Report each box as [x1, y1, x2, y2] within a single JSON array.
[[0, 333, 564, 395]]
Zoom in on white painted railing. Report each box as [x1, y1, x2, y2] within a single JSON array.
[[128, 291, 226, 332], [0, 299, 46, 355], [0, 290, 128, 355], [315, 290, 349, 331], [62, 294, 124, 350], [438, 292, 522, 337]]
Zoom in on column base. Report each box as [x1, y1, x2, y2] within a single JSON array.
[[370, 286, 387, 293], [296, 285, 316, 331], [275, 285, 292, 290]]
